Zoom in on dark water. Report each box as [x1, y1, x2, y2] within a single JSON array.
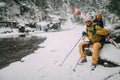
[[0, 36, 46, 69]]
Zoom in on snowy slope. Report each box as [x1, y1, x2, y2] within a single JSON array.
[[0, 24, 120, 80]]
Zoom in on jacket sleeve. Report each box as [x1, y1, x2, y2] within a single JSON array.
[[95, 25, 109, 35]]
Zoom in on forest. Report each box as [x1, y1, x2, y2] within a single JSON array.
[[0, 0, 119, 25]]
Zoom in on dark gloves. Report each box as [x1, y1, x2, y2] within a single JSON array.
[[90, 30, 96, 35], [82, 31, 86, 36]]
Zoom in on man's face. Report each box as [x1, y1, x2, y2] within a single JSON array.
[[85, 21, 91, 27]]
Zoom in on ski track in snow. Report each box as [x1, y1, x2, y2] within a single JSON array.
[[0, 26, 120, 80]]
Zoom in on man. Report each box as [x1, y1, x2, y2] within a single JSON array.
[[78, 18, 109, 70]]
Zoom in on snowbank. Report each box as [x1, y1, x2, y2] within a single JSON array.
[[0, 25, 120, 80]]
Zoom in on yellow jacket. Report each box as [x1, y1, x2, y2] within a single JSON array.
[[86, 22, 109, 42]]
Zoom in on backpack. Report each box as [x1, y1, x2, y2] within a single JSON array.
[[92, 17, 106, 44], [93, 14, 103, 28], [93, 19, 104, 28]]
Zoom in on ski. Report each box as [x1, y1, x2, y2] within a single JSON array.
[[106, 35, 120, 49], [72, 6, 87, 20]]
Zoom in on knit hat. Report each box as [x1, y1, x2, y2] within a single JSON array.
[[85, 18, 92, 22]]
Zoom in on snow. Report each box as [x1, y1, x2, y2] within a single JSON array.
[[0, 2, 5, 7], [36, 21, 49, 26], [0, 23, 120, 80], [48, 14, 61, 20], [100, 44, 120, 65], [61, 15, 77, 30]]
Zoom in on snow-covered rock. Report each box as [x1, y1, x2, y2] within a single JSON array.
[[99, 43, 120, 65]]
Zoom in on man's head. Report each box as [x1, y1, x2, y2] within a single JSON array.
[[85, 18, 92, 27]]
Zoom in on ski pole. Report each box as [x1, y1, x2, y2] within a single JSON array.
[[59, 36, 83, 66], [73, 58, 80, 72]]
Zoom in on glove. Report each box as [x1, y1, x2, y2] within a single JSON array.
[[82, 31, 86, 36], [90, 30, 96, 35]]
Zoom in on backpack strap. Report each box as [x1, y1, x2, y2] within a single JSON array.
[[86, 24, 96, 35], [93, 24, 96, 31]]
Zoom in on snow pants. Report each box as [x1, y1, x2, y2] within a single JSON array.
[[79, 41, 102, 64]]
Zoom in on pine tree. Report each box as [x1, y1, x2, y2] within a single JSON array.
[[106, 0, 120, 17]]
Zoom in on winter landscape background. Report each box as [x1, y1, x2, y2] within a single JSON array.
[[0, 0, 120, 80]]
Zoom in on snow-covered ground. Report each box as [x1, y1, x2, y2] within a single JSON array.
[[0, 24, 120, 80]]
